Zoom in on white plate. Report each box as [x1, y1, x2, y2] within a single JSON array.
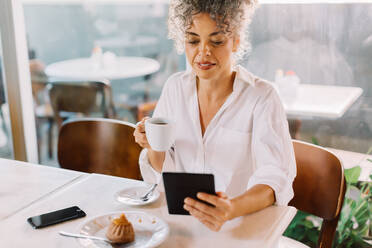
[[78, 211, 169, 248], [115, 186, 160, 206]]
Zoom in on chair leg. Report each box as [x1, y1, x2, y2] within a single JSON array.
[[47, 118, 54, 159], [318, 217, 340, 248], [35, 118, 42, 164]]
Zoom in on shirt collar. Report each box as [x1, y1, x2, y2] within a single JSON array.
[[233, 65, 255, 91]]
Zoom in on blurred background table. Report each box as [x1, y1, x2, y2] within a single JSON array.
[[284, 84, 363, 139], [45, 56, 160, 81], [284, 84, 363, 118], [45, 56, 161, 122]]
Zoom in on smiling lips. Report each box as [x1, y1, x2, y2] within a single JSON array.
[[196, 62, 216, 70]]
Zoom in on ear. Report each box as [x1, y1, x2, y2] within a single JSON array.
[[232, 35, 240, 53]]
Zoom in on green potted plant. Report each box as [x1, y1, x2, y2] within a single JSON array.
[[284, 160, 371, 247]]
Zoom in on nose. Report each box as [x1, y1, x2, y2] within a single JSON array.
[[198, 42, 211, 57]]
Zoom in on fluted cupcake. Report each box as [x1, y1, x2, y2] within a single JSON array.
[[106, 213, 135, 244]]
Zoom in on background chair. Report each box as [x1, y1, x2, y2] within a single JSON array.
[[49, 80, 117, 127], [280, 140, 347, 248], [57, 118, 142, 179], [29, 59, 54, 161]]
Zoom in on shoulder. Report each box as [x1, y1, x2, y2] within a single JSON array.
[[236, 65, 278, 101]]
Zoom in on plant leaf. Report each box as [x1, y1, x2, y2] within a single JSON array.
[[345, 166, 362, 184], [311, 136, 319, 145], [367, 146, 372, 155]]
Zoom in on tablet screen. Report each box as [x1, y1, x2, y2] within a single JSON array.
[[162, 172, 216, 215]]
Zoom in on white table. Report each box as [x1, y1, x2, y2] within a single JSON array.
[[284, 84, 363, 118], [0, 162, 296, 248], [0, 158, 84, 220], [45, 57, 160, 81]]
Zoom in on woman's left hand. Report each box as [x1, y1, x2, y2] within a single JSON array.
[[183, 192, 235, 232]]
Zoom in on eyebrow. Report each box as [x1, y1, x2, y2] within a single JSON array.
[[186, 31, 224, 37]]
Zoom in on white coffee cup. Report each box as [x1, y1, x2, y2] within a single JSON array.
[[145, 117, 175, 152]]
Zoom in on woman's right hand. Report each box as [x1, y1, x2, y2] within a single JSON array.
[[133, 117, 165, 173], [133, 117, 151, 149]]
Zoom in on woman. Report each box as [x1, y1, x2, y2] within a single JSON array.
[[134, 0, 296, 232]]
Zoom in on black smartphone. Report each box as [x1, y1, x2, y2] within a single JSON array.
[[162, 172, 216, 215], [27, 206, 86, 229]]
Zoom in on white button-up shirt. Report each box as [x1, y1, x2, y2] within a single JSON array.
[[139, 65, 296, 205]]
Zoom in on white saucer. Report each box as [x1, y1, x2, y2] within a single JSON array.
[[77, 211, 169, 248], [115, 185, 160, 206]]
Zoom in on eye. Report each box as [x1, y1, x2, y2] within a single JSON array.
[[187, 40, 199, 45], [211, 41, 224, 45]]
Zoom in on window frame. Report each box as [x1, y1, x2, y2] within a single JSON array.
[[0, 0, 38, 163]]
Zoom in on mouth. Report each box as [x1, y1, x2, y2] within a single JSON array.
[[196, 62, 216, 70]]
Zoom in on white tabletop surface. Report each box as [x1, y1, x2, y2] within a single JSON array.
[[283, 84, 363, 118], [0, 170, 296, 248], [0, 158, 84, 220], [45, 56, 160, 81]]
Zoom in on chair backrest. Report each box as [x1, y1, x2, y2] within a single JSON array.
[[58, 118, 142, 180], [49, 80, 116, 126], [290, 140, 346, 248]]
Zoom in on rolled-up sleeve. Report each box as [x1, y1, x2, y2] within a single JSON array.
[[139, 147, 175, 184], [138, 76, 177, 184], [247, 87, 296, 206]]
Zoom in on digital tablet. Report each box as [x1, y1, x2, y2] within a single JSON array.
[[162, 172, 216, 215]]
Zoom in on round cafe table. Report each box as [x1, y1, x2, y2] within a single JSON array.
[[45, 56, 160, 81]]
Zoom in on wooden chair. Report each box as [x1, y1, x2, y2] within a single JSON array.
[[48, 80, 117, 127], [57, 118, 142, 180], [279, 140, 347, 248]]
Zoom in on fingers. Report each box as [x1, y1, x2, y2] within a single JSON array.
[[183, 204, 222, 232], [216, 192, 228, 199], [184, 197, 225, 222], [133, 117, 151, 148], [197, 193, 222, 206], [198, 218, 220, 232], [135, 117, 150, 133], [134, 133, 149, 148], [197, 193, 230, 217]]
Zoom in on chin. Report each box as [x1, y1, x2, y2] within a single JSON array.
[[196, 71, 212, 79], [193, 67, 218, 80]]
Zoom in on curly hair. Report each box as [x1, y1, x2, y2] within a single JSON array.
[[168, 0, 258, 63]]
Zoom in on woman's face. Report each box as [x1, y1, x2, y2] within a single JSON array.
[[185, 13, 239, 80]]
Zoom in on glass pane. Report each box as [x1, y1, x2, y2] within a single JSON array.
[[245, 3, 372, 153], [24, 1, 372, 166], [0, 30, 14, 159], [23, 1, 184, 166]]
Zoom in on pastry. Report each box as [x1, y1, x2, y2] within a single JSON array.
[[106, 213, 135, 244]]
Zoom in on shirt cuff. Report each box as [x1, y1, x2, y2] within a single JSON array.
[[247, 165, 294, 206], [139, 148, 162, 184]]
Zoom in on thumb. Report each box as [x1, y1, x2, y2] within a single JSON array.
[[216, 192, 228, 199]]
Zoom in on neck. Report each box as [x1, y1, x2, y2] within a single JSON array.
[[197, 68, 235, 101]]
